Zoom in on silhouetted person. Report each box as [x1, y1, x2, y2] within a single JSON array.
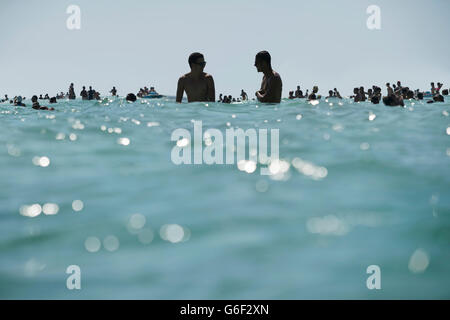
[[254, 51, 282, 103], [308, 86, 319, 100], [334, 88, 342, 99], [176, 52, 215, 103], [14, 96, 26, 107], [295, 86, 303, 98], [88, 86, 94, 100], [80, 86, 88, 100], [68, 83, 76, 99], [383, 95, 404, 107], [126, 93, 137, 102], [289, 91, 295, 99], [326, 90, 334, 99], [110, 86, 117, 96], [241, 89, 248, 101], [386, 83, 394, 96], [31, 95, 54, 110]]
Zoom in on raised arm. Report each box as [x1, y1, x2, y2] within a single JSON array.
[[176, 76, 185, 103], [206, 74, 215, 102]]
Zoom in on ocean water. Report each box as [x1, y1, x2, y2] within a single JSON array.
[[0, 96, 449, 299]]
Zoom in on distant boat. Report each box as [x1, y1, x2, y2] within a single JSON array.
[[142, 91, 164, 99]]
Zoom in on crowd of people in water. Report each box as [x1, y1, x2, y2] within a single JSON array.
[[1, 51, 448, 110], [284, 81, 448, 106], [218, 90, 249, 103]]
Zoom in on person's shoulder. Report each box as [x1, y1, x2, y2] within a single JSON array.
[[178, 73, 189, 84], [179, 73, 190, 80], [273, 71, 282, 79], [203, 73, 214, 79]]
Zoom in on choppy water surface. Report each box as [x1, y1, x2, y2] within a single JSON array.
[[0, 96, 449, 299]]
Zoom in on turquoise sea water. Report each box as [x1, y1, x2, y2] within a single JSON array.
[[0, 96, 449, 299]]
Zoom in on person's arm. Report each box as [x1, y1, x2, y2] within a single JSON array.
[[257, 76, 281, 103], [206, 75, 215, 102], [176, 76, 185, 103]]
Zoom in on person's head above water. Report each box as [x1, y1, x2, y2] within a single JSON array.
[[254, 50, 272, 72], [126, 93, 137, 102], [188, 52, 206, 71]]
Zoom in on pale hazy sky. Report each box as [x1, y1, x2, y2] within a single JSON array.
[[0, 0, 449, 98]]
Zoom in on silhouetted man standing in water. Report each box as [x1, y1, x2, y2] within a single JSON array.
[[254, 51, 282, 103], [176, 52, 215, 103]]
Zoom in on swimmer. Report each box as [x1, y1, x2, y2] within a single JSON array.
[[295, 86, 303, 98], [31, 95, 54, 110], [110, 86, 117, 96], [359, 87, 366, 102], [289, 91, 295, 99], [126, 93, 137, 102], [333, 88, 342, 99], [241, 89, 248, 101], [49, 97, 57, 104], [406, 90, 414, 100], [427, 94, 444, 104], [430, 82, 436, 95], [218, 94, 223, 102], [88, 86, 95, 100], [326, 90, 334, 99], [176, 52, 215, 103], [371, 95, 380, 104], [352, 88, 360, 102], [436, 82, 443, 95], [382, 94, 404, 107], [80, 86, 88, 100], [308, 86, 319, 100], [14, 96, 26, 107], [254, 51, 282, 103], [370, 87, 382, 104], [68, 83, 76, 99]]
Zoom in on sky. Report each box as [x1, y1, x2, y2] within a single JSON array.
[[0, 0, 449, 98]]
